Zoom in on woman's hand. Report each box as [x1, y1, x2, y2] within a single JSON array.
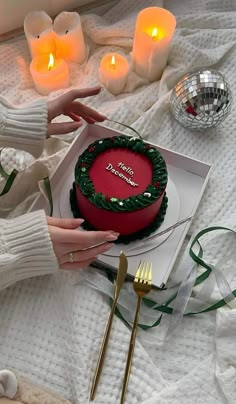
[[47, 86, 107, 137], [47, 216, 119, 269]]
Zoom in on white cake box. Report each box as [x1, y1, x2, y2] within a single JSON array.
[[29, 124, 211, 287]]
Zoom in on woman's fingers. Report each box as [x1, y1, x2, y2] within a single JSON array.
[[66, 111, 97, 124], [47, 121, 83, 136], [60, 242, 114, 268], [67, 112, 81, 122], [47, 217, 84, 229], [51, 227, 119, 246], [81, 115, 96, 124], [48, 219, 119, 269], [61, 258, 96, 270], [64, 101, 107, 122], [47, 87, 106, 123], [62, 86, 102, 104]]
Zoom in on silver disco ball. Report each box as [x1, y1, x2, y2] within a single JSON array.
[[170, 69, 232, 130]]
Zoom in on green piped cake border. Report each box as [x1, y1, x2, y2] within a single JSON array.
[[70, 182, 168, 244], [73, 135, 168, 212]]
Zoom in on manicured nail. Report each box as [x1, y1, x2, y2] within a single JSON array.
[[108, 231, 120, 236], [106, 233, 119, 241], [76, 219, 84, 229], [104, 243, 114, 250]]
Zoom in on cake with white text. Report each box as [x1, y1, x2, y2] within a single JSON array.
[[70, 135, 168, 243]]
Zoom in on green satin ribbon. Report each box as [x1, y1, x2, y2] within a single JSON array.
[[43, 176, 53, 216], [0, 168, 18, 196], [110, 226, 236, 330], [0, 149, 18, 196], [108, 119, 143, 139], [0, 149, 53, 215]]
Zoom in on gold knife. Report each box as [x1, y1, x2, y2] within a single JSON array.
[[90, 251, 128, 401]]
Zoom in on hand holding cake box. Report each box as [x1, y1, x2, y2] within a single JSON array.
[[70, 135, 168, 244]]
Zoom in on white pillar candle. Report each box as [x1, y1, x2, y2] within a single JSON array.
[[132, 7, 176, 82], [24, 11, 56, 59], [98, 53, 130, 95], [30, 53, 70, 95], [54, 11, 86, 64]]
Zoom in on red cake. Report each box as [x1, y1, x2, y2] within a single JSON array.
[[70, 135, 168, 243]]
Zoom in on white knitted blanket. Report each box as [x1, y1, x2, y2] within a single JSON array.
[[0, 0, 236, 403]]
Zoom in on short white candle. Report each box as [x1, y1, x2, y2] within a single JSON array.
[[24, 11, 56, 59], [54, 11, 86, 64], [132, 7, 176, 82], [98, 53, 130, 95], [30, 53, 70, 95]]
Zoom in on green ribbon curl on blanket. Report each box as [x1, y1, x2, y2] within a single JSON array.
[[0, 149, 18, 196], [0, 148, 53, 216], [109, 226, 236, 330]]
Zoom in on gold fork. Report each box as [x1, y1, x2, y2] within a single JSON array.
[[120, 261, 152, 404]]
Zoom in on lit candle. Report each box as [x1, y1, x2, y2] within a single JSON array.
[[24, 11, 56, 59], [54, 11, 86, 64], [132, 7, 176, 82], [30, 53, 70, 95], [98, 53, 130, 95]]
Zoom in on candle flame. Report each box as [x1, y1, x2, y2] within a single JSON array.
[[48, 53, 54, 71], [111, 54, 116, 69], [151, 27, 158, 40]]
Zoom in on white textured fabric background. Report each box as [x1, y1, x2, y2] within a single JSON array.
[[0, 0, 236, 403]]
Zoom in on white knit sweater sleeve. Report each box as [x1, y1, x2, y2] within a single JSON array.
[[0, 210, 59, 291], [0, 95, 47, 158]]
